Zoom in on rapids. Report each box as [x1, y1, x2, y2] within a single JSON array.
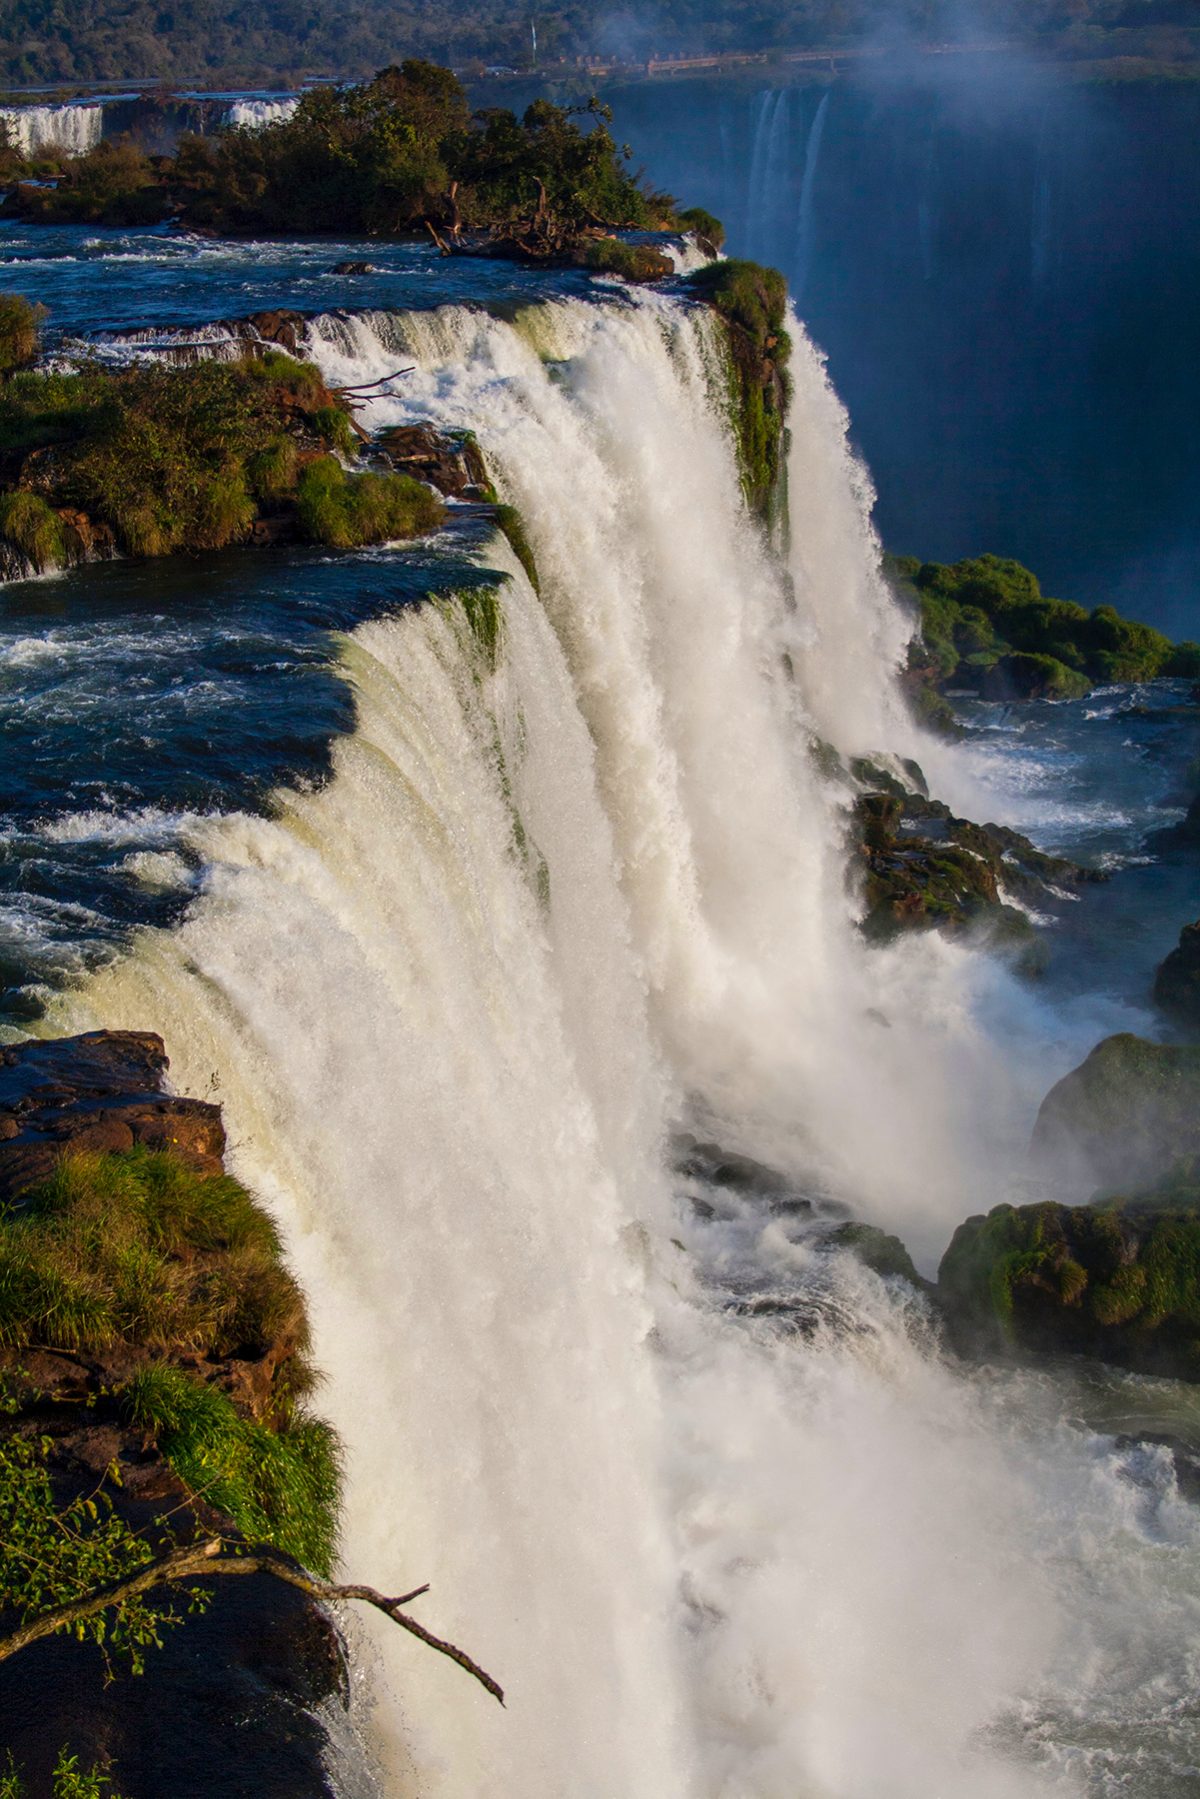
[[25, 289, 1199, 1794]]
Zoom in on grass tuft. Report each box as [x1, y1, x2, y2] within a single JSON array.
[[123, 1363, 341, 1575], [0, 1147, 305, 1359]]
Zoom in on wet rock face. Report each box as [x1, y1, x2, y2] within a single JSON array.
[[1031, 1033, 1200, 1192], [0, 1030, 225, 1204], [0, 1581, 347, 1799], [375, 422, 489, 498], [1154, 920, 1200, 1030]]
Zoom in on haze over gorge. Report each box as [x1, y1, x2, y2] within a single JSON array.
[[0, 44, 1198, 1799]]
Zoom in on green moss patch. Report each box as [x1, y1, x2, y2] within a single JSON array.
[[295, 455, 444, 549], [937, 1170, 1200, 1378], [684, 259, 791, 524]]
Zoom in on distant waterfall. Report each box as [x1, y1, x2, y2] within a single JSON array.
[[0, 102, 103, 157], [795, 89, 831, 297], [225, 97, 300, 129], [55, 291, 1198, 1796]]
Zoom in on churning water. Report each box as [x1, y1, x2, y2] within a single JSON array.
[[7, 285, 1191, 1794]]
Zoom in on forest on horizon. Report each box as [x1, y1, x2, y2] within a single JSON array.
[[0, 0, 1195, 88]]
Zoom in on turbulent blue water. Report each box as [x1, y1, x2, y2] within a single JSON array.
[[0, 221, 603, 338], [0, 527, 502, 1019]]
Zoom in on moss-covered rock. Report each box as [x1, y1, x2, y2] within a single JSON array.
[[888, 550, 1199, 707], [578, 237, 673, 283], [850, 775, 1098, 965], [823, 1221, 925, 1287], [1154, 919, 1200, 1030], [684, 259, 790, 525], [937, 1169, 1200, 1379], [1031, 1034, 1200, 1191]]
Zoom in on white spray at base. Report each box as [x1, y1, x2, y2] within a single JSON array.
[[54, 294, 1200, 1796]]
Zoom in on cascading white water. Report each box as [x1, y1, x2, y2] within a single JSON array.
[[50, 291, 1200, 1796], [225, 97, 300, 129], [0, 101, 103, 157]]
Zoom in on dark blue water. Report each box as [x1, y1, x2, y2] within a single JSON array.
[[584, 67, 1200, 638], [954, 682, 1200, 1015], [0, 526, 502, 1021], [0, 222, 601, 339]]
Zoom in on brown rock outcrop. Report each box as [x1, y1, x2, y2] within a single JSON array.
[[0, 1029, 224, 1204]]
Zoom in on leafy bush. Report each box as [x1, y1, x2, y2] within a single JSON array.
[[18, 67, 671, 242], [904, 552, 1196, 696], [579, 237, 672, 282], [123, 1364, 341, 1576], [0, 1147, 306, 1360], [0, 1428, 182, 1675], [296, 456, 444, 548], [0, 490, 67, 570], [0, 293, 45, 373], [675, 206, 725, 251]]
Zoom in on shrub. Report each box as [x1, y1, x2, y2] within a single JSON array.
[[0, 1147, 306, 1360], [675, 206, 725, 251], [0, 293, 45, 374], [296, 456, 444, 547], [0, 1429, 181, 1676], [123, 1364, 341, 1576], [0, 491, 67, 571], [579, 237, 672, 283]]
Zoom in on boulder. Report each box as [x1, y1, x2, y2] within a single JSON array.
[[980, 651, 1091, 702], [1154, 920, 1200, 1030], [376, 422, 489, 498], [937, 1170, 1200, 1379], [0, 1030, 225, 1204], [330, 259, 374, 275], [1031, 1033, 1200, 1191]]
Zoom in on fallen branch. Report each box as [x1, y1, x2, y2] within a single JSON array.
[[0, 1538, 504, 1706], [333, 369, 416, 394]]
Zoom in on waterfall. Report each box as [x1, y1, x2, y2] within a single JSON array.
[[744, 90, 783, 263], [225, 97, 300, 129], [795, 89, 831, 298], [0, 102, 103, 157], [49, 292, 1196, 1795]]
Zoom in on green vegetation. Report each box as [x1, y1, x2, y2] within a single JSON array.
[[0, 0, 1191, 85], [676, 207, 726, 252], [0, 1426, 188, 1675], [3, 1748, 128, 1798], [124, 1364, 340, 1576], [579, 237, 673, 282], [295, 455, 444, 549], [0, 294, 44, 374], [937, 1165, 1200, 1379], [0, 323, 445, 570], [8, 65, 673, 250], [1031, 1032, 1200, 1191], [492, 503, 540, 593], [0, 1147, 306, 1359], [891, 552, 1200, 702], [684, 259, 791, 521]]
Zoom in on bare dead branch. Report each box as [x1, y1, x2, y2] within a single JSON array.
[[0, 1540, 504, 1706]]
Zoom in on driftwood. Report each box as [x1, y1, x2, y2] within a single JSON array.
[[0, 1538, 504, 1706]]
